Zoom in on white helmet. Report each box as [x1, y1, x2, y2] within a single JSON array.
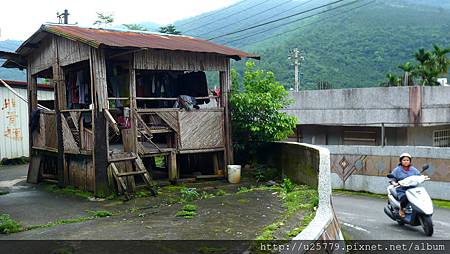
[[399, 153, 412, 161]]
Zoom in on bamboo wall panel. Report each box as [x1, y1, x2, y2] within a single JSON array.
[[82, 129, 94, 151], [29, 37, 54, 75], [61, 115, 80, 152], [90, 48, 108, 110], [155, 111, 179, 132], [134, 49, 228, 71], [32, 112, 57, 149], [56, 37, 90, 67], [179, 110, 224, 150]]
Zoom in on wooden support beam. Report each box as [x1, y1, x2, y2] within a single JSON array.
[[90, 47, 110, 197], [168, 151, 178, 182], [220, 63, 233, 166], [53, 36, 66, 187]]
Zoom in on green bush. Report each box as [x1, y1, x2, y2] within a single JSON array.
[[0, 214, 22, 234], [180, 187, 200, 202], [282, 178, 295, 193]]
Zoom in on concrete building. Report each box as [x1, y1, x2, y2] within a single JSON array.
[[285, 86, 450, 147], [284, 86, 450, 200]]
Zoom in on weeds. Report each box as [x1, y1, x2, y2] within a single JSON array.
[[176, 204, 198, 219], [0, 214, 22, 234], [87, 210, 113, 218], [180, 187, 200, 202], [281, 178, 294, 193]]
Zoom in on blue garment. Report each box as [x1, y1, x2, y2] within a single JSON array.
[[391, 165, 420, 201], [391, 165, 420, 181]]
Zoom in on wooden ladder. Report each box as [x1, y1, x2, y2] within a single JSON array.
[[108, 152, 156, 199]]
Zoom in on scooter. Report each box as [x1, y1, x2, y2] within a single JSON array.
[[384, 165, 434, 236]]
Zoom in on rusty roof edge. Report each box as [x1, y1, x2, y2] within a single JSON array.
[[43, 25, 100, 48]]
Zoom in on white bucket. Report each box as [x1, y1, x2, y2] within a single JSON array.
[[227, 165, 241, 184]]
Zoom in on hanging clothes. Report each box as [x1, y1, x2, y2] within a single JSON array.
[[177, 71, 210, 104]]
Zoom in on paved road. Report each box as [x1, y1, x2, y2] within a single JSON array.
[[332, 193, 450, 239]]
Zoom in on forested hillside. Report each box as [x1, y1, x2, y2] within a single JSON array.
[[0, 40, 25, 81], [176, 0, 450, 89]]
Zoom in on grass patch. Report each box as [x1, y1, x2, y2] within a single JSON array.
[[180, 187, 200, 202], [256, 184, 318, 240], [0, 214, 22, 234], [135, 190, 152, 198], [215, 189, 227, 196], [176, 204, 198, 219], [154, 156, 165, 168], [87, 210, 113, 217], [432, 199, 450, 209], [237, 199, 249, 204], [334, 189, 450, 210], [43, 184, 93, 199], [333, 189, 386, 199], [26, 217, 94, 231], [286, 210, 315, 237]]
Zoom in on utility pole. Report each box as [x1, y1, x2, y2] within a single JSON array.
[[289, 48, 304, 91], [57, 9, 70, 24]]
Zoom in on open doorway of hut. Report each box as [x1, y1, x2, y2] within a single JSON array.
[[141, 152, 224, 182]]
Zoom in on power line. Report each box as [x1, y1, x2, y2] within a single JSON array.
[[224, 0, 374, 45], [196, 0, 297, 37], [208, 0, 346, 40], [184, 0, 273, 33], [180, 0, 253, 28]]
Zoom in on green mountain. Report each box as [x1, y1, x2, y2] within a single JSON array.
[[0, 40, 26, 81], [176, 0, 450, 89]]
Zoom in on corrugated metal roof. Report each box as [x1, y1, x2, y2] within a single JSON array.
[[17, 24, 258, 60]]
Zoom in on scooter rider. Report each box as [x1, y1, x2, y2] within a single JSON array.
[[390, 153, 420, 218]]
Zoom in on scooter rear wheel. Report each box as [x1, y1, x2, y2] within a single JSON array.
[[420, 215, 433, 236]]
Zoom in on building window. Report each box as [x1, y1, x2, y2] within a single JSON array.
[[433, 129, 450, 147]]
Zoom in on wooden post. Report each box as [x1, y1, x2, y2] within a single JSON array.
[[129, 54, 138, 153], [90, 48, 110, 197], [220, 60, 233, 166], [53, 36, 66, 187], [168, 151, 178, 182], [27, 64, 40, 183]]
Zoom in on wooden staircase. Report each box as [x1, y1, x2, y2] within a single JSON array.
[[108, 152, 156, 199]]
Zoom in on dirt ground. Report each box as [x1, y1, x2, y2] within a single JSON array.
[[0, 164, 303, 241]]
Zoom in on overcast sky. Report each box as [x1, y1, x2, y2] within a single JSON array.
[[0, 0, 238, 40]]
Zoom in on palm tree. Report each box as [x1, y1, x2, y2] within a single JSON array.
[[398, 62, 415, 86], [386, 73, 401, 87], [432, 44, 450, 77], [158, 24, 182, 35]]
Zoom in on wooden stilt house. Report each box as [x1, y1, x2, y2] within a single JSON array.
[[0, 24, 258, 197]]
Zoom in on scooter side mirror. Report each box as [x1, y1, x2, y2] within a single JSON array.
[[422, 164, 430, 173]]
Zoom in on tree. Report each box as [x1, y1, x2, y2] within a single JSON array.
[[93, 12, 114, 27], [431, 44, 450, 77], [123, 24, 148, 31], [383, 73, 401, 87], [230, 62, 297, 162], [158, 24, 181, 35], [398, 62, 415, 86]]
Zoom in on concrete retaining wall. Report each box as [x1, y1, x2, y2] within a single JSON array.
[[259, 142, 344, 241], [325, 145, 450, 200], [284, 86, 450, 126]]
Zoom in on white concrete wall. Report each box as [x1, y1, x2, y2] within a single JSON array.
[[285, 86, 450, 126], [331, 173, 450, 201], [0, 86, 54, 159]]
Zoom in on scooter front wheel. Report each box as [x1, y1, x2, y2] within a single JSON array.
[[420, 215, 433, 236]]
